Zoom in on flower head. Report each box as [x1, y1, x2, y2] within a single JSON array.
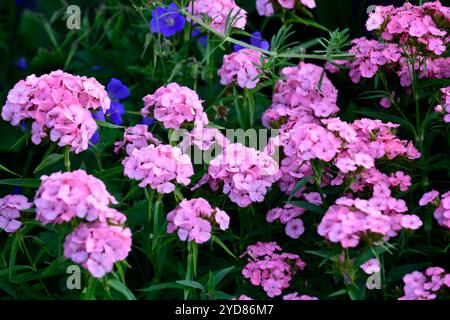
[[150, 2, 186, 37]]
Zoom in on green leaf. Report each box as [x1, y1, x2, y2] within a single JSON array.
[[0, 164, 21, 177], [0, 178, 40, 188], [213, 266, 236, 286], [211, 235, 238, 260], [96, 120, 125, 129], [175, 280, 205, 292], [108, 279, 137, 300], [33, 153, 64, 173], [94, 166, 123, 180], [288, 201, 325, 214], [140, 282, 185, 292], [288, 177, 311, 201]]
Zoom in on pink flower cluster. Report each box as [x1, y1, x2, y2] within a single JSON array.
[[189, 0, 247, 33], [262, 62, 339, 129], [274, 117, 420, 198], [34, 170, 132, 278], [419, 190, 450, 229], [283, 293, 318, 300], [122, 144, 194, 193], [167, 198, 230, 244], [399, 267, 450, 300], [64, 222, 132, 278], [0, 195, 31, 233], [1, 70, 110, 153], [266, 204, 305, 239], [218, 49, 265, 89], [333, 37, 402, 83], [141, 83, 207, 130], [256, 0, 316, 17], [208, 143, 280, 207], [34, 170, 124, 225], [366, 2, 449, 55], [318, 195, 422, 248], [434, 86, 450, 123], [241, 241, 306, 297], [114, 124, 161, 155]]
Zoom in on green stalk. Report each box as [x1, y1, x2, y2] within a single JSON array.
[[245, 89, 255, 128], [184, 241, 198, 300], [64, 145, 71, 172]]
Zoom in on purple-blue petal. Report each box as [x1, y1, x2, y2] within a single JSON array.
[[90, 130, 100, 145], [142, 116, 156, 126], [109, 112, 123, 126], [92, 110, 106, 122], [107, 78, 130, 100], [107, 101, 126, 115]]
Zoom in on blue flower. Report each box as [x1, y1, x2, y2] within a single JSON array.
[[15, 57, 27, 70], [192, 27, 208, 47], [107, 78, 130, 101], [150, 2, 185, 37], [233, 32, 270, 52], [90, 78, 129, 145], [142, 116, 156, 126]]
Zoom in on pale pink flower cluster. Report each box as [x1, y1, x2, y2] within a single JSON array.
[[360, 258, 381, 275], [333, 37, 402, 83], [34, 170, 131, 278], [141, 83, 207, 130], [207, 143, 280, 207], [266, 204, 305, 239], [318, 194, 422, 248], [283, 293, 318, 300], [275, 117, 420, 198], [167, 198, 230, 244], [399, 267, 450, 300], [434, 86, 450, 123], [241, 242, 306, 297], [262, 62, 339, 129], [366, 2, 449, 55], [63, 221, 132, 278], [218, 49, 265, 89], [188, 0, 247, 33], [34, 170, 125, 225], [419, 190, 450, 229], [1, 70, 110, 153], [256, 0, 316, 17], [181, 126, 229, 152], [0, 195, 31, 233], [122, 144, 194, 193], [241, 242, 306, 298], [114, 124, 161, 155]]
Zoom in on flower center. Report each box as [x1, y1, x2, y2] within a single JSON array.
[[166, 17, 175, 26]]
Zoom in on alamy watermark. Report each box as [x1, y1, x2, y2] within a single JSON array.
[[66, 5, 81, 30]]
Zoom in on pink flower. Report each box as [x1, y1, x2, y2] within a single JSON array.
[[189, 0, 247, 33], [141, 83, 207, 130], [218, 49, 266, 89], [123, 144, 194, 194], [207, 143, 280, 207], [1, 70, 110, 153], [114, 124, 160, 155], [432, 191, 450, 229], [262, 62, 339, 129], [0, 195, 32, 233], [400, 215, 423, 230], [285, 219, 305, 239], [167, 198, 230, 244], [256, 0, 316, 16], [435, 87, 450, 123], [360, 258, 381, 275], [242, 242, 306, 297], [34, 170, 124, 225], [399, 266, 450, 300], [64, 222, 132, 278], [283, 293, 318, 300]]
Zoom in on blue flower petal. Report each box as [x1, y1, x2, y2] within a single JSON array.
[[107, 78, 130, 100]]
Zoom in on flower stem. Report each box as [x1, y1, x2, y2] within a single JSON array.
[[184, 241, 198, 300], [64, 145, 71, 172]]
